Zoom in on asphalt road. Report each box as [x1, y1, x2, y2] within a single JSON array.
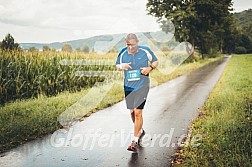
[[0, 56, 230, 167]]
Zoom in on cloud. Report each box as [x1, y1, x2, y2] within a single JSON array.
[[0, 0, 137, 27], [0, 0, 160, 42], [2, 0, 250, 43], [232, 0, 252, 12]]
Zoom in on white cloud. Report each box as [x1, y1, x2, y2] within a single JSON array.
[[1, 0, 251, 43], [0, 0, 160, 43], [232, 0, 252, 12]]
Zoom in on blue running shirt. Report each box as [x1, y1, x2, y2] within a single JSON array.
[[116, 46, 158, 91]]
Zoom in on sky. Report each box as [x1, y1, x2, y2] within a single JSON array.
[[0, 0, 251, 43]]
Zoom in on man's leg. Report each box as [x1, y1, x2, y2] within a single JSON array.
[[127, 109, 143, 151], [134, 109, 143, 139], [130, 109, 135, 123]]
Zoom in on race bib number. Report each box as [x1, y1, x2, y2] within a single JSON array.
[[126, 70, 141, 81]]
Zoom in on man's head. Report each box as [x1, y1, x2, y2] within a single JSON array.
[[126, 33, 139, 54]]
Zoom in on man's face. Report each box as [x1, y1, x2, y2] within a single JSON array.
[[126, 39, 138, 54]]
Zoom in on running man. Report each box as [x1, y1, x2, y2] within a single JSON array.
[[116, 33, 158, 151]]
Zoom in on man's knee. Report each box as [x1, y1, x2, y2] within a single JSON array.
[[134, 109, 143, 118]]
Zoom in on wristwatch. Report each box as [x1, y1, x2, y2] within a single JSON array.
[[149, 65, 155, 70]]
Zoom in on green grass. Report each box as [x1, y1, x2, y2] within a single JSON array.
[[0, 54, 220, 153], [174, 54, 252, 166]]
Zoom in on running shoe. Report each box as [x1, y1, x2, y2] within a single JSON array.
[[127, 140, 138, 152], [138, 129, 145, 145]]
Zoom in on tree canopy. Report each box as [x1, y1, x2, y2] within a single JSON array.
[[43, 45, 51, 51], [146, 0, 235, 56], [0, 33, 20, 51], [82, 44, 90, 53], [61, 43, 73, 52]]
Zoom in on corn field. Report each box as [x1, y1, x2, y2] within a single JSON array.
[[0, 50, 117, 105]]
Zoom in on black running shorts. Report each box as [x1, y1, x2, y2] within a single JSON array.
[[124, 87, 149, 109]]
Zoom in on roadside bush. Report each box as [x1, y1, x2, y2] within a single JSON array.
[[235, 46, 247, 54]]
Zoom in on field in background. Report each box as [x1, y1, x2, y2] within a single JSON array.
[[0, 50, 117, 105], [173, 54, 252, 166], [0, 50, 220, 153]]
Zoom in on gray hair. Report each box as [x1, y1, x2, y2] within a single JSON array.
[[126, 33, 139, 42]]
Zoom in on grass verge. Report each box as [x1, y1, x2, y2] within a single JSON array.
[[0, 56, 220, 153], [173, 54, 252, 166]]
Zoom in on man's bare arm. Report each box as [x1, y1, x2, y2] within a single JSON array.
[[151, 61, 158, 69]]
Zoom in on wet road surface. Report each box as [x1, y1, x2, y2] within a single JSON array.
[[0, 56, 230, 167]]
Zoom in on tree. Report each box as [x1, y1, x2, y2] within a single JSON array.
[[43, 45, 51, 51], [232, 10, 252, 53], [146, 0, 234, 57], [75, 47, 81, 52], [51, 48, 57, 52], [82, 44, 90, 53], [236, 34, 252, 53], [222, 23, 238, 54], [147, 0, 196, 51], [61, 43, 72, 52], [234, 46, 247, 54], [0, 33, 20, 50], [233, 9, 252, 40], [243, 22, 252, 40], [28, 47, 38, 52]]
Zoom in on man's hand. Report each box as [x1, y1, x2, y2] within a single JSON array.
[[122, 62, 132, 70], [140, 67, 152, 75]]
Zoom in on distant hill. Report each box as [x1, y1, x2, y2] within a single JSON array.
[[233, 9, 252, 26], [20, 31, 177, 52], [233, 9, 252, 41], [20, 9, 252, 52]]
